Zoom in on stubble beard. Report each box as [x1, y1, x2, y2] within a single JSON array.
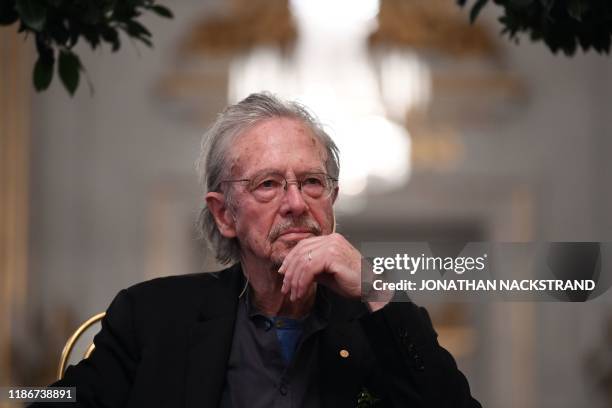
[[269, 239, 299, 270]]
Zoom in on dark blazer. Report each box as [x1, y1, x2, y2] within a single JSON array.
[[36, 264, 481, 408]]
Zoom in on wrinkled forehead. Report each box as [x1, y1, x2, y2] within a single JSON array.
[[227, 117, 328, 178]]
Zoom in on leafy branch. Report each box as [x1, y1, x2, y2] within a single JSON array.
[[458, 0, 612, 55], [0, 0, 173, 95]]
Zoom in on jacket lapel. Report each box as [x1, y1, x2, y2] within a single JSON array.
[[318, 290, 371, 407], [184, 265, 244, 408], [182, 269, 370, 407]]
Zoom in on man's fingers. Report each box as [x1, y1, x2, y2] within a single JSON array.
[[280, 237, 322, 295], [279, 233, 361, 301], [278, 236, 320, 274], [287, 241, 325, 300]]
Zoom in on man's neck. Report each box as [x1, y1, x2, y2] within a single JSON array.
[[240, 259, 316, 319]]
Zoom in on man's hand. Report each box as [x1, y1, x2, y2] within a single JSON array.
[[279, 233, 361, 301], [278, 233, 389, 311]]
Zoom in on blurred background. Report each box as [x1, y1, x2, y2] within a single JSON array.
[[1, 0, 612, 407]]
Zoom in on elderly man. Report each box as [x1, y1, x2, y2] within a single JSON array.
[[38, 93, 480, 407]]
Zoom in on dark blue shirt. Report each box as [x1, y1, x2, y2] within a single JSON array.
[[219, 286, 330, 408]]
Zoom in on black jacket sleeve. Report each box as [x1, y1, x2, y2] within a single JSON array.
[[359, 301, 482, 407], [30, 289, 140, 408]]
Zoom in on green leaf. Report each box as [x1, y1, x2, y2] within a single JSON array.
[[509, 0, 535, 7], [33, 56, 53, 91], [469, 0, 489, 24], [65, 19, 80, 47], [81, 26, 101, 48], [591, 30, 611, 53], [47, 17, 70, 45], [126, 20, 151, 37], [58, 50, 81, 95], [78, 2, 105, 25], [567, 0, 585, 22], [0, 12, 19, 26], [101, 27, 120, 51], [34, 33, 54, 61], [149, 4, 173, 18], [0, 2, 19, 25], [136, 35, 152, 47], [15, 0, 46, 31]]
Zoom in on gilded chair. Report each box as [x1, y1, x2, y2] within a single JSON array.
[[57, 312, 106, 380]]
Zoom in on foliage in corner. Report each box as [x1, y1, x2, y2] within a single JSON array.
[[0, 0, 173, 96], [458, 0, 612, 56]]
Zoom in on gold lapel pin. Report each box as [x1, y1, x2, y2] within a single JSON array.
[[339, 349, 350, 358]]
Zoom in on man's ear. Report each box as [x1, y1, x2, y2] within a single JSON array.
[[331, 186, 338, 233], [331, 185, 339, 204], [332, 212, 336, 233], [205, 192, 237, 238]]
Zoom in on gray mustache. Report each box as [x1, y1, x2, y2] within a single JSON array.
[[269, 218, 322, 241]]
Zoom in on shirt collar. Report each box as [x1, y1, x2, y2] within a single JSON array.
[[243, 283, 331, 324]]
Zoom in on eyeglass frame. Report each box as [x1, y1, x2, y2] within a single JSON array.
[[220, 171, 338, 202]]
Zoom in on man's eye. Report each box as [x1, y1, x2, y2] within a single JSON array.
[[303, 177, 323, 186], [257, 179, 281, 189]]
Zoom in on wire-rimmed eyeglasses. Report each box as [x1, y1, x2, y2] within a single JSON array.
[[222, 171, 338, 203]]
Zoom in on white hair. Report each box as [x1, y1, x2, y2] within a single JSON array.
[[196, 92, 340, 264]]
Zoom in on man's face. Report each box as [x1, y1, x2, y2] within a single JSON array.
[[225, 117, 337, 267]]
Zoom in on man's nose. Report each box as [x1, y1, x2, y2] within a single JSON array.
[[279, 183, 308, 216]]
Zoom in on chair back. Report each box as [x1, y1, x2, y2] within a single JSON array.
[[57, 312, 106, 380]]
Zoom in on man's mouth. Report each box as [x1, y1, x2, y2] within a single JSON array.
[[269, 221, 322, 242], [278, 229, 315, 240], [280, 228, 313, 235], [268, 218, 321, 242]]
